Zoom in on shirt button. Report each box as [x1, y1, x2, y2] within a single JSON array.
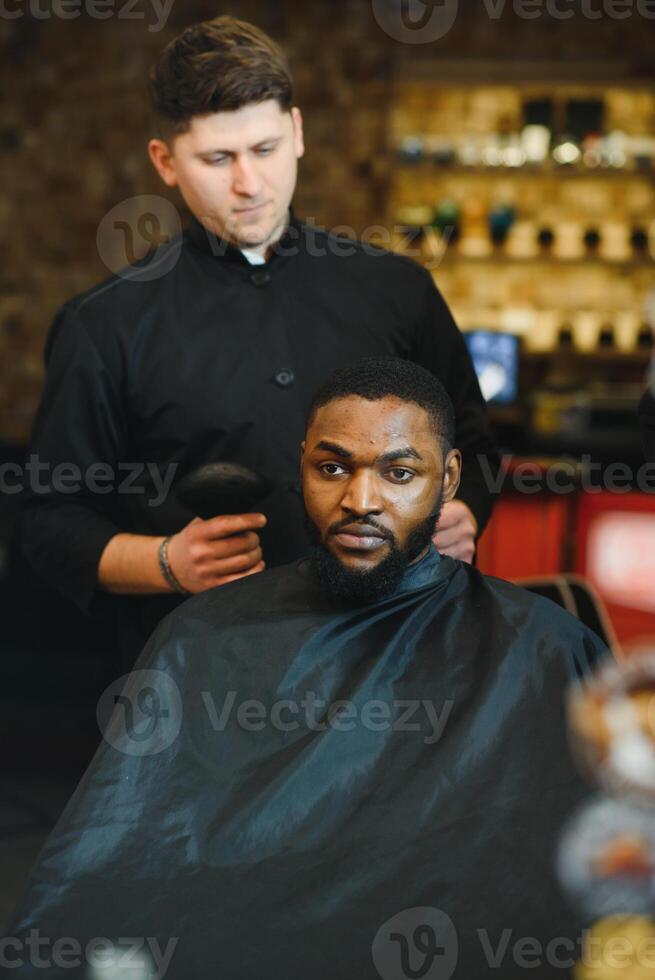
[[250, 270, 271, 286], [274, 368, 295, 388]]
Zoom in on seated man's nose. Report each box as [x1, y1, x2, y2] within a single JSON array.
[[342, 477, 383, 513]]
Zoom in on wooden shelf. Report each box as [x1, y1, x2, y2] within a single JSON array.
[[419, 252, 655, 271], [392, 59, 655, 86], [522, 349, 652, 364], [392, 162, 655, 180]]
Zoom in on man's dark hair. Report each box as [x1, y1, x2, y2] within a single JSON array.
[[305, 357, 456, 451], [149, 15, 293, 141]]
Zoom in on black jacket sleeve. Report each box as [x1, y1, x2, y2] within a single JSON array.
[[411, 268, 500, 535], [18, 303, 129, 615]]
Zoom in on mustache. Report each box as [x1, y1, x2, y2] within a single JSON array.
[[328, 517, 394, 541]]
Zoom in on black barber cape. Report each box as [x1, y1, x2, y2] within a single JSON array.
[[18, 212, 498, 665], [9, 547, 606, 979]]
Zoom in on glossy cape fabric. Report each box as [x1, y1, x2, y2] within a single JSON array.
[[9, 549, 607, 979]]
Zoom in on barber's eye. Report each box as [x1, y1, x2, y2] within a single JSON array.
[[387, 468, 413, 483], [257, 146, 274, 156]]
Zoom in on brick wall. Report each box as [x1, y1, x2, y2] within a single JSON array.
[[1, 0, 653, 440]]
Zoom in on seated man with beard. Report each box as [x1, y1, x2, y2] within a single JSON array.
[[9, 358, 606, 980]]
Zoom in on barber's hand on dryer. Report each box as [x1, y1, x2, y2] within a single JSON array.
[[166, 513, 266, 593]]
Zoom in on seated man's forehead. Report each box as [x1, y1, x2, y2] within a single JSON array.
[[309, 397, 435, 445], [313, 395, 428, 425]]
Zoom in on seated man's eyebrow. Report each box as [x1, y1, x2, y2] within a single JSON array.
[[312, 442, 423, 463], [313, 440, 353, 459], [377, 446, 423, 464]]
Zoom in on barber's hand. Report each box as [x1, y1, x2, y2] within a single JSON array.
[[166, 513, 266, 593], [433, 500, 478, 564]]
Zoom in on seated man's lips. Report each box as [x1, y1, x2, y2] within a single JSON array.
[[332, 524, 388, 551]]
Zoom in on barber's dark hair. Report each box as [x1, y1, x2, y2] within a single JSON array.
[[306, 357, 456, 451], [149, 15, 293, 140]]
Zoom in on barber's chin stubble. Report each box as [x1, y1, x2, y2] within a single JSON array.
[[303, 507, 441, 604]]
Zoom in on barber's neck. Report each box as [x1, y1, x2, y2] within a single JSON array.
[[233, 210, 291, 262]]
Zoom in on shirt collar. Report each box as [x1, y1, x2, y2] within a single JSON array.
[[185, 207, 303, 268], [395, 542, 443, 595]]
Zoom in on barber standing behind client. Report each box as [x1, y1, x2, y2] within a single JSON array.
[[19, 16, 499, 667]]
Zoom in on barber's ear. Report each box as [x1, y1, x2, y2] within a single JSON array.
[[147, 139, 178, 188], [442, 449, 462, 503], [291, 107, 305, 159]]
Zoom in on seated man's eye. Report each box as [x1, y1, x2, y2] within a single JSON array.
[[388, 468, 413, 482], [319, 463, 345, 476]]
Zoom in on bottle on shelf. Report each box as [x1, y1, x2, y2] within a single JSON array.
[[630, 227, 649, 257], [583, 227, 602, 257], [487, 204, 516, 251], [432, 199, 461, 247], [552, 134, 582, 167], [396, 135, 424, 164], [597, 323, 615, 349], [537, 227, 555, 255]]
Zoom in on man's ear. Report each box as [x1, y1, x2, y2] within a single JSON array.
[[147, 138, 179, 188], [291, 106, 305, 160], [442, 448, 462, 504]]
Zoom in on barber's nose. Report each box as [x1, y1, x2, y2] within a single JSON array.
[[233, 158, 262, 197], [341, 471, 383, 515]]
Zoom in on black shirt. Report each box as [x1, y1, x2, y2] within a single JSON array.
[[19, 211, 499, 663], [639, 384, 655, 462]]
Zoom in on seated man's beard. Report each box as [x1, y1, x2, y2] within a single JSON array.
[[303, 489, 443, 605]]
